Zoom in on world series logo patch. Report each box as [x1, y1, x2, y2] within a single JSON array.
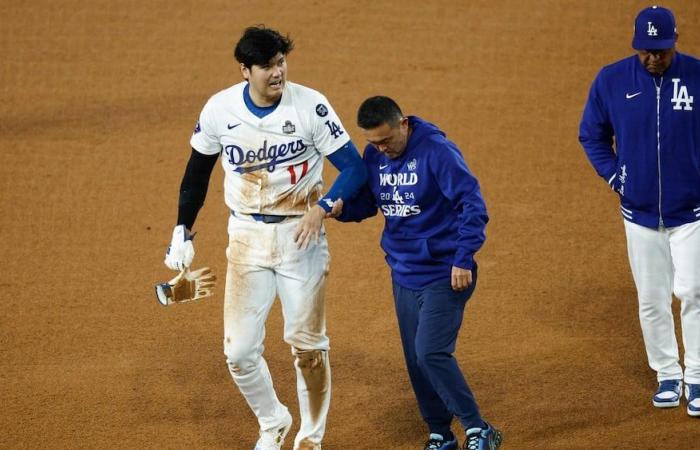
[[315, 104, 328, 117], [282, 120, 296, 134]]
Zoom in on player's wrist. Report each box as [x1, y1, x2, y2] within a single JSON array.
[[311, 204, 327, 217], [316, 198, 334, 214], [173, 224, 193, 236]]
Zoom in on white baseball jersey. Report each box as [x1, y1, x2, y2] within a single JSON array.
[[190, 81, 350, 217]]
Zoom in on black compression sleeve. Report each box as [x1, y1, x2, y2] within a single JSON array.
[[177, 148, 219, 230]]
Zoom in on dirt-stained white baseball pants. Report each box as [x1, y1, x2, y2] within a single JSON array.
[[624, 219, 700, 384], [223, 214, 331, 449]]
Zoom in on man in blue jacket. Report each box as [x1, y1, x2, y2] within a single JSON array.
[[331, 96, 502, 449], [579, 6, 700, 417]]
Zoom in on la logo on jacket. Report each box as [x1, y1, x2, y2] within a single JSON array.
[[671, 78, 694, 111]]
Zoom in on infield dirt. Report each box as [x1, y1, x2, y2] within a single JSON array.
[[2, 1, 699, 448]]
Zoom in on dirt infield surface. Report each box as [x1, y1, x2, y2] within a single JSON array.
[[2, 0, 699, 448]]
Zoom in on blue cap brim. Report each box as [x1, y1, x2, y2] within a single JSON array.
[[632, 37, 675, 50]]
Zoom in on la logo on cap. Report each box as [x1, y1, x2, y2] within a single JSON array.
[[647, 22, 658, 36]]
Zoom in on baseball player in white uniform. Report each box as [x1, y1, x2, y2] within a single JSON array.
[[164, 26, 367, 449]]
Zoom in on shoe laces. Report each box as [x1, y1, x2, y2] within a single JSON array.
[[425, 439, 443, 450], [425, 434, 446, 450], [658, 379, 680, 392], [465, 432, 482, 450]]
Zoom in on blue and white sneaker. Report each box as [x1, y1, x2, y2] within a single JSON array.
[[424, 433, 458, 450], [463, 422, 503, 450], [652, 379, 682, 408], [685, 383, 700, 417]]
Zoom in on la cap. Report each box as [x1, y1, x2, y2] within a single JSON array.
[[632, 6, 677, 50]]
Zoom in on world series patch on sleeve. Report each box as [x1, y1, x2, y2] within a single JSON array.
[[155, 267, 216, 306]]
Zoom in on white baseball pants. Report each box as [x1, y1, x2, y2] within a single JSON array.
[[624, 219, 700, 384], [223, 214, 331, 448]]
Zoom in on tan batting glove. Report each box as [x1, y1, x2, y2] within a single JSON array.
[[155, 267, 216, 306]]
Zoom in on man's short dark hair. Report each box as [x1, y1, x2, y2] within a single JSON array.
[[357, 96, 403, 129], [234, 26, 294, 68]]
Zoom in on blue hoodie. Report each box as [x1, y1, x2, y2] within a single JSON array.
[[337, 116, 488, 289], [579, 52, 700, 228]]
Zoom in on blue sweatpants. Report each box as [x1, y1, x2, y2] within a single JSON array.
[[392, 267, 483, 436]]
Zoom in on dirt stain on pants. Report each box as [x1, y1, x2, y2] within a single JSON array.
[[294, 348, 330, 425]]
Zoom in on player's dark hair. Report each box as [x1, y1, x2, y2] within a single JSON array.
[[357, 96, 403, 129], [234, 26, 294, 68]]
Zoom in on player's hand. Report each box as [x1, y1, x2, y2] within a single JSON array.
[[164, 225, 195, 271], [451, 266, 472, 291], [326, 199, 344, 218], [294, 205, 326, 250]]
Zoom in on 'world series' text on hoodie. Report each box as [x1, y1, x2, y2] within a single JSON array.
[[337, 116, 488, 290], [579, 52, 700, 229]]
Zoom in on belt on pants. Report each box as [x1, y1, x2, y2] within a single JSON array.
[[231, 210, 295, 224]]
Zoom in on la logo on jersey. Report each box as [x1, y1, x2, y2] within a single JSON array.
[[671, 78, 693, 110], [647, 22, 658, 36], [392, 187, 404, 204]]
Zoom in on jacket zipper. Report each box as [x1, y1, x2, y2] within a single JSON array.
[[655, 76, 664, 228]]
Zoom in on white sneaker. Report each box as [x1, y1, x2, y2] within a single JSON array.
[[254, 413, 293, 450]]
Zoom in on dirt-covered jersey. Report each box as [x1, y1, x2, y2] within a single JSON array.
[[191, 81, 350, 216]]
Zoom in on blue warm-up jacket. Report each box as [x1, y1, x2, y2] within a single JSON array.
[[337, 116, 488, 289], [579, 52, 700, 229]]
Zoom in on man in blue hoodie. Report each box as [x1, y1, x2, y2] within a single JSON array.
[[579, 6, 700, 417], [331, 96, 502, 450]]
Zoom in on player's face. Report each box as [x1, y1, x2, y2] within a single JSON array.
[[637, 47, 675, 75], [241, 53, 287, 106], [363, 118, 410, 159]]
